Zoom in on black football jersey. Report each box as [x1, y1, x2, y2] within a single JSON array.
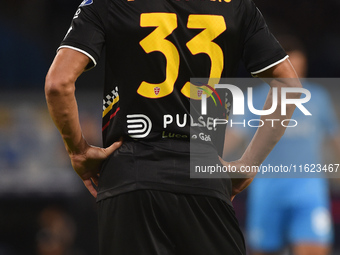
[[60, 0, 287, 203]]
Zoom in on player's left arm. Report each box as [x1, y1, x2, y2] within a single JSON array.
[[45, 48, 122, 198], [330, 136, 340, 159], [219, 59, 302, 200], [321, 90, 340, 163]]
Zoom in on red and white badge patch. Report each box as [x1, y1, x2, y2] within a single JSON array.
[[154, 87, 160, 95]]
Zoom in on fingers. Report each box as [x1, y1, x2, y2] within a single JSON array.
[[91, 175, 99, 186], [83, 179, 97, 198], [218, 156, 227, 164], [103, 140, 123, 156], [77, 138, 124, 198]]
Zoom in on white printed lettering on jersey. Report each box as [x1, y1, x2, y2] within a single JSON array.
[[79, 0, 93, 7], [127, 114, 152, 138], [73, 8, 81, 19]]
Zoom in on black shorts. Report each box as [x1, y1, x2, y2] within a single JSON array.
[[97, 190, 246, 255]]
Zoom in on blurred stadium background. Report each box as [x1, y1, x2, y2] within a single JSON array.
[[0, 0, 339, 254]]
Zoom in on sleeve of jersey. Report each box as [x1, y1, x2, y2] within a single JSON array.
[[242, 0, 288, 76], [58, 3, 105, 71]]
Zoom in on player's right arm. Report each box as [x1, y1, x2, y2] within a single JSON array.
[[45, 48, 122, 198]]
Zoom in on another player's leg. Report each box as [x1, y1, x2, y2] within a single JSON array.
[[288, 180, 333, 255], [246, 180, 287, 255]]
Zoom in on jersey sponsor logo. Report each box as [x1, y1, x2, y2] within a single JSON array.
[[127, 114, 152, 138], [79, 0, 93, 7], [161, 131, 188, 139], [163, 114, 223, 131], [198, 132, 211, 141]]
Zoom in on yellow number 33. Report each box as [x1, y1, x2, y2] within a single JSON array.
[[138, 13, 226, 99]]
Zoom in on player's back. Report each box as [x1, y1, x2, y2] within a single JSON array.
[[61, 0, 286, 203], [63, 0, 285, 145]]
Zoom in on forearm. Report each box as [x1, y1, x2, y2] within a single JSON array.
[[45, 49, 122, 198], [45, 49, 90, 155], [227, 60, 302, 197], [45, 82, 87, 155], [241, 79, 302, 168]]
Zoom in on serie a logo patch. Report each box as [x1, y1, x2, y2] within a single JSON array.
[[80, 0, 93, 7]]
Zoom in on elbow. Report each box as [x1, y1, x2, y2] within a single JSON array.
[[282, 82, 303, 101], [45, 72, 75, 100], [274, 79, 303, 104], [284, 78, 303, 90]]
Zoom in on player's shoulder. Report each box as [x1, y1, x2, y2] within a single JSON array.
[[76, 0, 108, 22], [78, 0, 107, 10], [79, 0, 94, 7], [238, 0, 257, 10]]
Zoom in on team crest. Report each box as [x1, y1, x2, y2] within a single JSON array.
[[79, 0, 93, 7], [197, 89, 203, 97], [154, 87, 160, 95]]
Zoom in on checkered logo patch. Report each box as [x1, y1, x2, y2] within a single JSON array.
[[103, 86, 119, 111]]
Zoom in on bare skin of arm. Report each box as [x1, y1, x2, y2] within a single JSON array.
[[45, 48, 122, 198], [219, 59, 302, 201]]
